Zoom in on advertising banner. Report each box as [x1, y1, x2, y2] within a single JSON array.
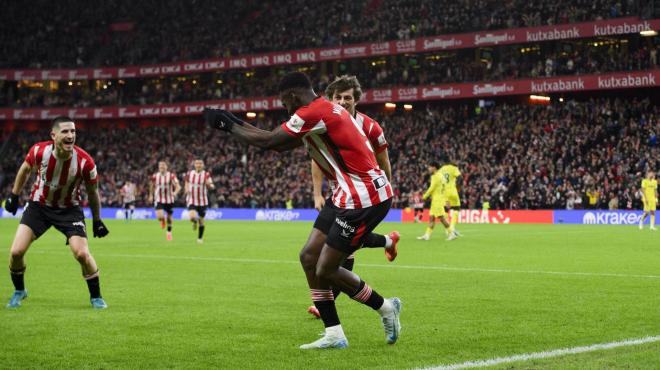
[[553, 210, 646, 225], [1, 70, 657, 120], [0, 207, 403, 222], [1, 18, 657, 81], [401, 208, 554, 224]]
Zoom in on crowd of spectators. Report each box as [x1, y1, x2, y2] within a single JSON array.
[[2, 37, 656, 108], [0, 0, 640, 69], [0, 97, 657, 210]]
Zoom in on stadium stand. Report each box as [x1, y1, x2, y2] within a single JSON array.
[[1, 98, 656, 210], [0, 0, 639, 68]]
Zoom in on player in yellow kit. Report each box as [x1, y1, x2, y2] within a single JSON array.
[[439, 160, 462, 234], [417, 162, 458, 241], [639, 171, 657, 231]]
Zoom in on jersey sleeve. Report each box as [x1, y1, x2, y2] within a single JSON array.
[[452, 166, 462, 177], [280, 106, 325, 138], [423, 175, 438, 200], [367, 119, 388, 153], [24, 144, 40, 166], [82, 157, 98, 185]]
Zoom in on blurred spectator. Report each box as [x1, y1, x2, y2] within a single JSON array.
[[0, 0, 639, 69], [0, 97, 657, 210]]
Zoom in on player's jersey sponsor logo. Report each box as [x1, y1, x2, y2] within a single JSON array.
[[335, 217, 356, 239]]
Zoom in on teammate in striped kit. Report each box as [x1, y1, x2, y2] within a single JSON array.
[[148, 161, 181, 241], [204, 72, 401, 349], [3, 116, 109, 309], [184, 159, 215, 243], [306, 75, 400, 320], [120, 180, 137, 222]]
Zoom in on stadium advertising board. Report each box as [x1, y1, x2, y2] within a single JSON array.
[[553, 210, 647, 225], [1, 71, 657, 120], [401, 209, 554, 224], [0, 208, 403, 222], [1, 18, 657, 81]]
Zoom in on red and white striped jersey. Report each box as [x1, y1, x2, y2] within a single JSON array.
[[151, 171, 178, 204], [185, 170, 212, 206], [120, 182, 137, 203], [24, 141, 98, 208], [355, 111, 388, 154], [281, 97, 392, 209]]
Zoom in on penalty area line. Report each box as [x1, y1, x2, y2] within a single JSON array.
[[417, 335, 660, 370]]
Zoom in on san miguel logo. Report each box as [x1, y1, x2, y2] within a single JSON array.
[[421, 87, 461, 99], [474, 32, 515, 45], [423, 37, 460, 50], [472, 83, 513, 95]]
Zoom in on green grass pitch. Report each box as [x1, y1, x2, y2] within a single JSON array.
[[1, 219, 659, 369]]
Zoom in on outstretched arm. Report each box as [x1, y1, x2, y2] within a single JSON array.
[[204, 108, 302, 152]]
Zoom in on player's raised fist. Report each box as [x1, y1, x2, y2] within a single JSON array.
[[4, 193, 19, 215], [93, 219, 109, 238], [203, 108, 234, 132]]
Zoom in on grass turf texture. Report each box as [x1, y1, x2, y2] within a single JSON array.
[[0, 219, 659, 369]]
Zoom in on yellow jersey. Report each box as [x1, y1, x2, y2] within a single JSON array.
[[439, 164, 461, 194], [641, 178, 658, 201], [422, 171, 445, 201]]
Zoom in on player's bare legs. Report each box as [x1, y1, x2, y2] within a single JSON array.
[[418, 215, 454, 240], [7, 225, 35, 307], [69, 236, 106, 308], [68, 236, 98, 275], [189, 209, 199, 231], [314, 243, 401, 345], [197, 216, 206, 243], [156, 209, 166, 229], [640, 210, 656, 230], [166, 212, 173, 240]]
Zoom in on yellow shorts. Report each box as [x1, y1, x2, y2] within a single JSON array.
[[445, 190, 461, 207], [644, 200, 657, 212], [429, 199, 447, 218]]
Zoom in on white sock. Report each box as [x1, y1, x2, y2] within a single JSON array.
[[384, 235, 393, 248], [325, 324, 345, 338], [377, 299, 394, 316]]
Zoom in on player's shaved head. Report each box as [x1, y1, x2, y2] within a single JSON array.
[[51, 116, 74, 131], [278, 72, 312, 93]]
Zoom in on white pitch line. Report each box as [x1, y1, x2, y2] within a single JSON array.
[[30, 250, 660, 280], [417, 335, 660, 370]]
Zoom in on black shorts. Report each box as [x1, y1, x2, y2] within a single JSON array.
[[187, 205, 207, 218], [20, 201, 87, 240], [326, 198, 392, 254], [156, 203, 174, 215], [312, 198, 336, 235], [124, 201, 135, 210]]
